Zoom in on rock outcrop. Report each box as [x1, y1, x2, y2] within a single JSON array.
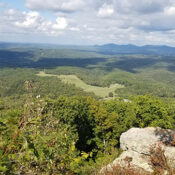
[[101, 127, 175, 174]]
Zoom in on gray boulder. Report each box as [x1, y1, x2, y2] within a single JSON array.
[[101, 127, 175, 174]]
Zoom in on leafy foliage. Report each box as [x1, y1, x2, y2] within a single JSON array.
[[1, 93, 175, 174]]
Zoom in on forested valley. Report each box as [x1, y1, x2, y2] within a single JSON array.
[[1, 44, 175, 174]]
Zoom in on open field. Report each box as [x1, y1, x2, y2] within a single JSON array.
[[37, 71, 124, 98]]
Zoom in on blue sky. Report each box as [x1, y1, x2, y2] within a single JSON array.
[[1, 0, 25, 9], [1, 0, 175, 45]]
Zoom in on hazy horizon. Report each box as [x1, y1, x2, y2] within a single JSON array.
[[1, 41, 175, 48]]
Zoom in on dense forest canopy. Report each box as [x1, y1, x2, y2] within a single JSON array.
[[1, 93, 175, 174]]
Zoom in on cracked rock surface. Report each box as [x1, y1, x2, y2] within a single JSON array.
[[101, 127, 175, 174]]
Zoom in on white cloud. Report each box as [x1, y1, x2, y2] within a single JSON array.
[[61, 0, 85, 11], [0, 9, 68, 38], [37, 21, 52, 32], [52, 17, 68, 30], [15, 11, 40, 28], [164, 6, 175, 15], [69, 27, 80, 31], [0, 2, 4, 7], [7, 9, 16, 15], [97, 4, 114, 17], [25, 0, 86, 12], [115, 0, 169, 14], [2, 0, 175, 45]]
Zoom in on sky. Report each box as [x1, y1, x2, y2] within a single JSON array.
[[1, 0, 175, 45]]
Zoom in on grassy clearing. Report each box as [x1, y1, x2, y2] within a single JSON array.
[[37, 71, 124, 98]]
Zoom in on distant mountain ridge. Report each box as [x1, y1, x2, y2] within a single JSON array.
[[94, 43, 175, 55], [1, 41, 175, 55]]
